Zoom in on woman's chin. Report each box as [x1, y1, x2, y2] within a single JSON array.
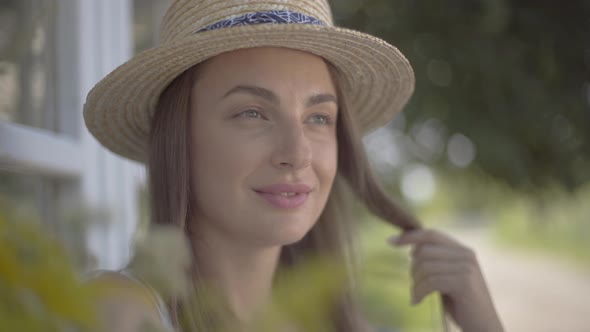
[[278, 232, 308, 246], [254, 225, 314, 247], [235, 212, 319, 247]]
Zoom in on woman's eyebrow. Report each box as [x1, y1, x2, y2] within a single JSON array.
[[221, 84, 337, 107], [222, 85, 279, 104], [306, 93, 338, 107]]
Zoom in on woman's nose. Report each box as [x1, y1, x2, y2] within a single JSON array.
[[270, 124, 312, 171]]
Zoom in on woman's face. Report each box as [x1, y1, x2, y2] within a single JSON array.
[[189, 47, 338, 247]]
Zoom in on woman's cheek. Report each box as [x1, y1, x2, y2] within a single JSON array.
[[313, 139, 338, 177]]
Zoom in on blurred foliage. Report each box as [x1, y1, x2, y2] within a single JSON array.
[[491, 181, 590, 268], [133, 0, 166, 54], [1, 195, 416, 332], [0, 0, 56, 129], [358, 218, 440, 332], [256, 256, 348, 332], [0, 172, 110, 271], [129, 224, 192, 299], [409, 169, 590, 268], [331, 0, 590, 191], [0, 195, 100, 331]]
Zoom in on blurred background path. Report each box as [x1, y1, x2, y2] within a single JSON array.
[[452, 226, 590, 332]]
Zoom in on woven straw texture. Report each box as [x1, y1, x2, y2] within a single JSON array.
[[83, 0, 415, 163]]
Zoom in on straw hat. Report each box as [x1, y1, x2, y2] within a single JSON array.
[[83, 0, 415, 163]]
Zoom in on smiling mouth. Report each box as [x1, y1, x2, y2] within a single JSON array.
[[277, 192, 297, 196], [254, 191, 309, 209], [253, 183, 313, 209]]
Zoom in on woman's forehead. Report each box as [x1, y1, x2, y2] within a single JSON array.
[[195, 47, 336, 93], [202, 46, 326, 68]]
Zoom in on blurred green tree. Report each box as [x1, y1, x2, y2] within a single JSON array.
[[332, 0, 590, 191]]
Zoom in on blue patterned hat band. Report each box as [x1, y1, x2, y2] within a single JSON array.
[[197, 10, 326, 33]]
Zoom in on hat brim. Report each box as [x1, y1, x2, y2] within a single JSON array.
[[83, 23, 415, 163]]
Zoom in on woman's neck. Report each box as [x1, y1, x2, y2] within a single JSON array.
[[191, 231, 282, 322]]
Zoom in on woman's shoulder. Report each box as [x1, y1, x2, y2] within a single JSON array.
[[86, 269, 173, 331], [87, 270, 155, 301]]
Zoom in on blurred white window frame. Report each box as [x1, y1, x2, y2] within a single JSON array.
[[0, 0, 144, 271]]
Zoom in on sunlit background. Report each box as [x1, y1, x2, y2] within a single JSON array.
[[1, 1, 589, 331]]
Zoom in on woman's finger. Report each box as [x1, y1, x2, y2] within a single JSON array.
[[410, 243, 476, 262], [391, 229, 465, 248], [388, 228, 504, 331], [411, 259, 472, 286], [411, 272, 465, 305]]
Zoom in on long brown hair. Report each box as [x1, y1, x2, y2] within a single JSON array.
[[147, 57, 420, 331]]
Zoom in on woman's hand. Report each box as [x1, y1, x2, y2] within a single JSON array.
[[389, 229, 504, 332]]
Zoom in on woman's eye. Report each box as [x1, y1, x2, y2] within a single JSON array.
[[237, 109, 264, 120], [307, 114, 333, 125]]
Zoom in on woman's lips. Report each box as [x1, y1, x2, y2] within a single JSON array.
[[255, 192, 309, 209], [254, 183, 312, 209]]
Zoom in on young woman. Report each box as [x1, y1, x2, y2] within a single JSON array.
[[84, 1, 504, 331]]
